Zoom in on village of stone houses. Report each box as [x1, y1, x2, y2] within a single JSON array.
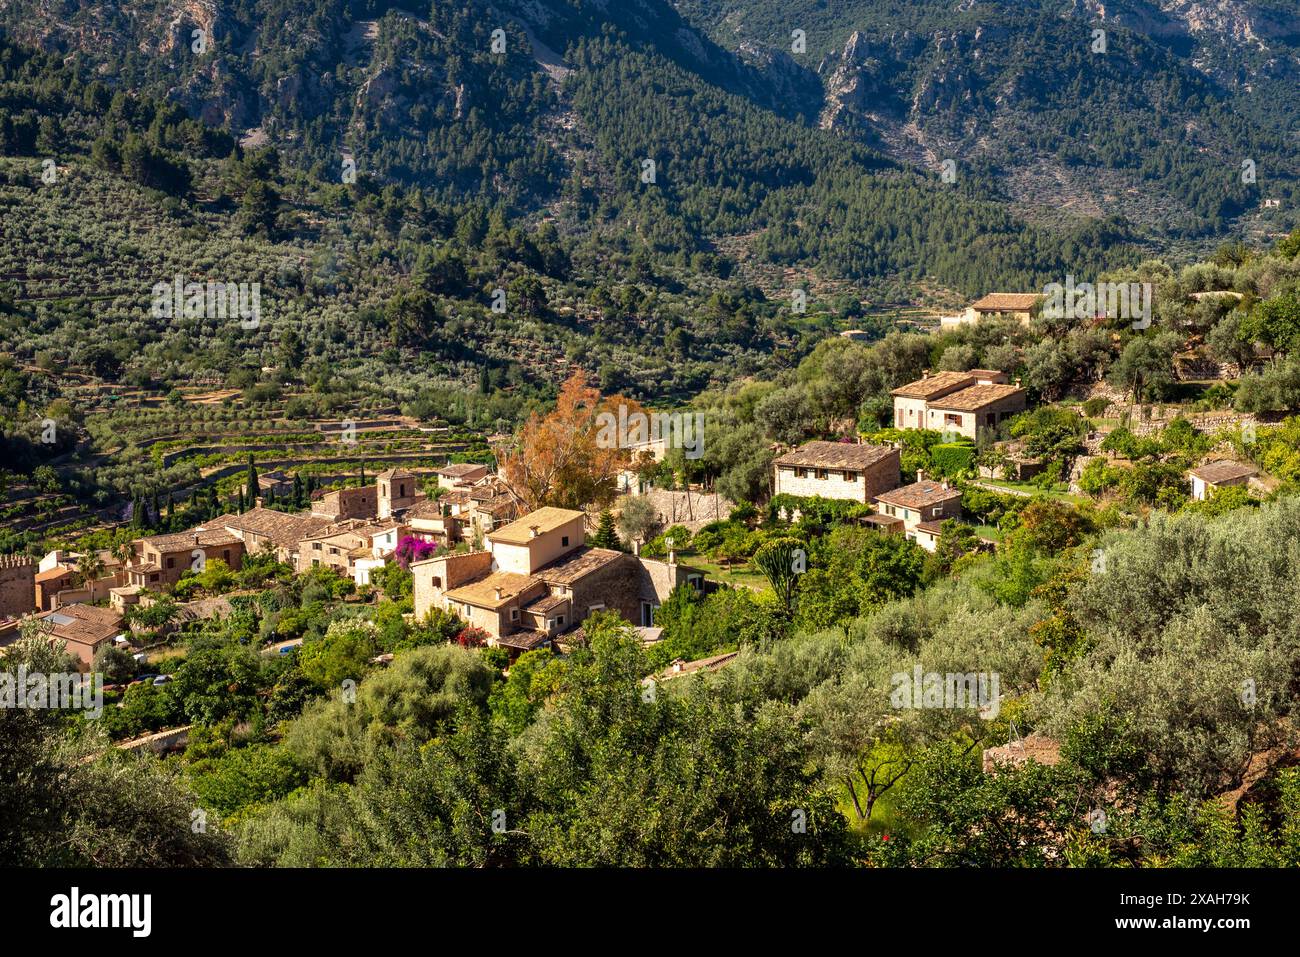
[[6, 0, 1300, 911], [7, 258, 1300, 870]]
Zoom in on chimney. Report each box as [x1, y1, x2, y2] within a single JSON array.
[[916, 469, 926, 483], [494, 587, 502, 601], [922, 369, 931, 379], [529, 525, 540, 539], [632, 540, 641, 556], [1014, 377, 1022, 388]]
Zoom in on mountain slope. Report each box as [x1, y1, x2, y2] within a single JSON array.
[[676, 0, 1300, 240], [0, 0, 1140, 286]]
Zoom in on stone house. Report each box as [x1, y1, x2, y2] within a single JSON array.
[[411, 507, 700, 657], [874, 479, 963, 552], [433, 462, 490, 490], [255, 470, 294, 501], [297, 519, 402, 584], [962, 293, 1039, 325], [27, 603, 127, 672], [211, 507, 333, 565], [892, 369, 1025, 440], [434, 475, 523, 542], [310, 484, 378, 522], [772, 440, 901, 504], [404, 498, 460, 546], [31, 549, 125, 611], [126, 528, 245, 591], [1188, 460, 1257, 501], [35, 565, 75, 612]]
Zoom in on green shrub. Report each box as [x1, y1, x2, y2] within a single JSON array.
[[930, 442, 976, 478]]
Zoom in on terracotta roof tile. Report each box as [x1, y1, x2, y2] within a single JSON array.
[[927, 383, 1025, 412], [970, 293, 1039, 312], [444, 572, 543, 609], [494, 629, 553, 651], [1190, 461, 1257, 484], [876, 481, 961, 510], [137, 528, 241, 552], [536, 547, 625, 586], [405, 499, 448, 520], [773, 440, 898, 471], [890, 371, 976, 400], [435, 463, 487, 477], [216, 508, 332, 548], [35, 603, 123, 647], [523, 593, 569, 614]]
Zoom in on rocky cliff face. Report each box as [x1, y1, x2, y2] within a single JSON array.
[[799, 1, 1298, 233], [1080, 0, 1299, 45]]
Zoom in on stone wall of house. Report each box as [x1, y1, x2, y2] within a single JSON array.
[[775, 466, 868, 502], [0, 556, 36, 618], [894, 396, 929, 430], [774, 450, 900, 504], [455, 600, 509, 639], [412, 551, 493, 620], [147, 542, 246, 589], [312, 486, 377, 521], [634, 557, 689, 605], [569, 554, 645, 625], [934, 394, 1026, 440], [297, 539, 354, 575]]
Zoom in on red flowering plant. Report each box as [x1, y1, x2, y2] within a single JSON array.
[[455, 626, 489, 649]]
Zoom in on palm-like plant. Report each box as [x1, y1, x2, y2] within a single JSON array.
[[752, 536, 807, 614], [112, 540, 135, 569], [74, 550, 107, 588]]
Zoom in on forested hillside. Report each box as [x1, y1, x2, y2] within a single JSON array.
[[679, 0, 1300, 238], [0, 0, 1156, 431]]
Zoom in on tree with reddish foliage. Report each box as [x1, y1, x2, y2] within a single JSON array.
[[497, 371, 645, 511]]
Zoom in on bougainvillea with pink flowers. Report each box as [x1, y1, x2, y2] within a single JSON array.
[[394, 535, 439, 569]]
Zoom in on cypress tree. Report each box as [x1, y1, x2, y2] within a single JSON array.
[[246, 455, 259, 505]]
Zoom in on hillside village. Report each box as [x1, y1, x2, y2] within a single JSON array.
[[3, 282, 1287, 676], [6, 234, 1300, 870], [7, 0, 1300, 909]]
